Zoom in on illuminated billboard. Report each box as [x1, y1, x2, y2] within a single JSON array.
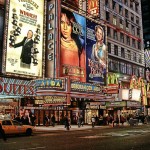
[[87, 0, 100, 17], [3, 0, 44, 77], [60, 7, 86, 82], [86, 19, 107, 85]]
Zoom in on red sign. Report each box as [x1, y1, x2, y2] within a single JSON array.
[[87, 0, 99, 17], [0, 77, 35, 96]]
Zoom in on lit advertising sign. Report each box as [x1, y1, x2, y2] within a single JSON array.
[[87, 0, 99, 17], [60, 7, 86, 82], [70, 81, 102, 93], [44, 96, 67, 104], [106, 101, 126, 107], [3, 0, 44, 77], [86, 19, 107, 85], [35, 78, 66, 91], [0, 77, 35, 96], [46, 0, 56, 77]]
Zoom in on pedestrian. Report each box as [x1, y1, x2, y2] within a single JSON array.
[[51, 115, 55, 127], [30, 114, 36, 126], [65, 116, 70, 130], [91, 115, 96, 128], [0, 123, 7, 141], [77, 115, 81, 128]]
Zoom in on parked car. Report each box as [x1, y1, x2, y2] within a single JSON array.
[[0, 119, 34, 136]]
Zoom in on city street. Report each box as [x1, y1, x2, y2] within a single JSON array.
[[1, 124, 150, 150]]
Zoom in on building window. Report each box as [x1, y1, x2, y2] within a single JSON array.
[[112, 1, 116, 11], [137, 28, 140, 37], [121, 47, 125, 58], [131, 13, 134, 22], [105, 0, 109, 7], [107, 27, 111, 37], [136, 16, 139, 25], [113, 30, 118, 40], [113, 16, 117, 25], [127, 36, 130, 45], [126, 20, 129, 32], [133, 66, 138, 76], [106, 12, 110, 22], [120, 62, 126, 74], [132, 39, 136, 48], [114, 45, 118, 56], [124, 0, 128, 6], [108, 42, 111, 53], [120, 33, 124, 43], [131, 25, 135, 35], [127, 50, 131, 60], [119, 5, 123, 15], [130, 2, 133, 9], [135, 4, 139, 13], [125, 9, 128, 18], [138, 55, 142, 63], [133, 52, 137, 62], [127, 64, 132, 75], [120, 19, 123, 29], [138, 42, 141, 49]]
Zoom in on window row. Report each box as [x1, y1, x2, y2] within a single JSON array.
[[107, 27, 141, 49], [105, 0, 139, 14], [106, 11, 140, 38], [108, 59, 144, 78], [107, 42, 142, 63]]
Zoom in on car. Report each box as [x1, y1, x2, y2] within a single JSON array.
[[0, 119, 34, 136]]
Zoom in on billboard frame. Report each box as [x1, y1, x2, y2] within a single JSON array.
[[2, 0, 46, 79]]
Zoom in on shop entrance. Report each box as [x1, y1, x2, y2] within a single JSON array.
[[34, 109, 71, 126]]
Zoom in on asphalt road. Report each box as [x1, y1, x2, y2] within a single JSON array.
[[1, 125, 150, 150]]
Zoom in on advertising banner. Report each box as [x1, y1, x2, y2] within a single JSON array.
[[60, 7, 86, 82], [87, 0, 100, 17], [0, 77, 36, 96], [3, 0, 44, 77], [86, 19, 106, 85]]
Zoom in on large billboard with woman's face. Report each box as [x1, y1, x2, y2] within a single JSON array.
[[3, 0, 44, 77], [60, 7, 107, 85], [86, 19, 107, 85], [60, 7, 86, 82]]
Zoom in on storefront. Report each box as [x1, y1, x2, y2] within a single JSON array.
[[0, 77, 35, 119]]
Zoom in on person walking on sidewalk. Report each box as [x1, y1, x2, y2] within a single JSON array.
[[91, 115, 96, 128], [65, 116, 70, 130], [0, 123, 7, 141], [51, 115, 55, 127]]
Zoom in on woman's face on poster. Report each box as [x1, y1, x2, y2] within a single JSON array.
[[61, 13, 72, 40], [95, 27, 103, 42]]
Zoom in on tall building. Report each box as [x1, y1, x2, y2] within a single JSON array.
[[100, 0, 145, 86], [141, 0, 150, 48]]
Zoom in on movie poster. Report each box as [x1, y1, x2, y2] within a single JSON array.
[[60, 8, 86, 82], [86, 19, 107, 85], [5, 0, 44, 77]]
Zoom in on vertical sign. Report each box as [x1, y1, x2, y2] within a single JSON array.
[[3, 0, 44, 77], [46, 0, 56, 77], [86, 19, 107, 85]]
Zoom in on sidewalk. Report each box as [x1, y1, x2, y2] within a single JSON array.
[[34, 122, 136, 132]]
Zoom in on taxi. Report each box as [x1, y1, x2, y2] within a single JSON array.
[[0, 119, 34, 136]]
